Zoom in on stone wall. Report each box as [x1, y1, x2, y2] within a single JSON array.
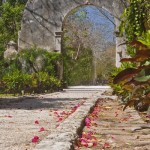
[[18, 0, 126, 67]]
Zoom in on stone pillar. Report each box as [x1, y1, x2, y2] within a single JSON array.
[[115, 19, 126, 67], [55, 31, 63, 52], [55, 31, 63, 80]]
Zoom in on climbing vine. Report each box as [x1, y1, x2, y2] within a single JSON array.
[[120, 0, 150, 41]]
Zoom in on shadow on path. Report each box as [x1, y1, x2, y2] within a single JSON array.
[[0, 97, 82, 110]]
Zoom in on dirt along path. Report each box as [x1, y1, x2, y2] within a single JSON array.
[[0, 90, 104, 150], [75, 98, 150, 150]]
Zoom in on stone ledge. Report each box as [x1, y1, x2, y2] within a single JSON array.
[[33, 97, 99, 150]]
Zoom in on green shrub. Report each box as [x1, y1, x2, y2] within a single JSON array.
[[0, 48, 62, 95], [2, 70, 30, 94], [112, 31, 150, 111]]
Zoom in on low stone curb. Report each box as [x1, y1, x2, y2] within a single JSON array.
[[34, 94, 117, 150]]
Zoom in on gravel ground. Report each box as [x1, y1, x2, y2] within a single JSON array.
[[0, 90, 103, 150]]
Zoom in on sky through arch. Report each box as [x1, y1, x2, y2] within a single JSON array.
[[63, 5, 116, 85]]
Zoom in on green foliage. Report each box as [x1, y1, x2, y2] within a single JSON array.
[[18, 47, 62, 75], [0, 1, 25, 45], [112, 32, 150, 111], [0, 48, 62, 95], [0, 1, 26, 85], [111, 0, 150, 112], [119, 0, 150, 40], [2, 70, 61, 95], [2, 69, 31, 94], [0, 0, 61, 96], [0, 46, 6, 78], [63, 9, 94, 85], [119, 0, 150, 57], [63, 47, 93, 85], [138, 30, 150, 47], [109, 62, 135, 99]]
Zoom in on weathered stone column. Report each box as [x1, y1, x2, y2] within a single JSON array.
[[112, 0, 127, 67], [115, 19, 127, 67], [115, 18, 126, 67], [55, 31, 63, 52]]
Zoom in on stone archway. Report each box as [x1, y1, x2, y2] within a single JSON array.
[[18, 0, 126, 67]]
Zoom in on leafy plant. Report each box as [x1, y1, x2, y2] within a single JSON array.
[[63, 47, 93, 85], [0, 1, 25, 45], [119, 0, 150, 40], [113, 31, 150, 111], [2, 69, 30, 95], [119, 0, 150, 57], [0, 47, 62, 95], [18, 47, 62, 75]]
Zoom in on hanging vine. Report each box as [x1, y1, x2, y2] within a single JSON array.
[[119, 0, 150, 41]]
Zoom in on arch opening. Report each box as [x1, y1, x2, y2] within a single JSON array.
[[62, 5, 116, 86]]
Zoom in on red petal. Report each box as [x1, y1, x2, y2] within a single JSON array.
[[54, 111, 58, 114], [35, 120, 39, 124], [56, 117, 63, 122], [39, 127, 45, 132], [146, 115, 150, 118], [32, 136, 39, 143], [8, 115, 12, 118], [5, 115, 12, 118], [93, 142, 97, 146], [103, 142, 110, 148]]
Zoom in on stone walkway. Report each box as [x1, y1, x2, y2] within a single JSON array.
[[0, 89, 107, 150], [74, 98, 150, 150], [0, 87, 149, 150]]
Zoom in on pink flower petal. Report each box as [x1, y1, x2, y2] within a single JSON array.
[[85, 117, 91, 126], [103, 142, 110, 148], [54, 111, 58, 115], [81, 142, 88, 147], [35, 120, 39, 124], [146, 115, 150, 118], [39, 127, 45, 132], [93, 142, 97, 146], [8, 115, 12, 118], [32, 136, 39, 143], [56, 117, 63, 122], [60, 111, 66, 115], [5, 115, 12, 118]]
